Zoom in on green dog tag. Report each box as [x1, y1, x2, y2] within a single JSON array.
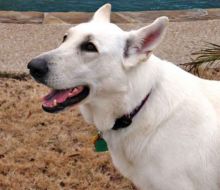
[[94, 133, 108, 152]]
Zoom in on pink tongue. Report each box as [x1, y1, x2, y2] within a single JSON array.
[[42, 86, 84, 108]]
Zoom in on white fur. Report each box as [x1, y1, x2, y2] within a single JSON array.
[[33, 4, 220, 189]]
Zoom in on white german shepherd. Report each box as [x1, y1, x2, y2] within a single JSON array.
[[28, 4, 220, 190]]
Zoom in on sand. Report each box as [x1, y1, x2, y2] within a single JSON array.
[[1, 19, 220, 74]]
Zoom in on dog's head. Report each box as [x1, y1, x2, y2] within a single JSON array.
[[27, 4, 168, 113]]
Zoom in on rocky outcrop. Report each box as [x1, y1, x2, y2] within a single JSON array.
[[0, 11, 43, 24], [0, 9, 219, 25]]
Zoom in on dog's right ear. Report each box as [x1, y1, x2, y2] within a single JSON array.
[[92, 4, 111, 23], [123, 16, 169, 68]]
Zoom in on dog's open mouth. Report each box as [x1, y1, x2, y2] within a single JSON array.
[[42, 85, 90, 113]]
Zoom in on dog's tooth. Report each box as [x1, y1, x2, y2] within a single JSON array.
[[73, 88, 78, 93], [71, 88, 76, 92], [53, 99, 57, 106]]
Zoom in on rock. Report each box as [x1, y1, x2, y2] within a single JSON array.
[[0, 11, 43, 24], [0, 9, 220, 25], [43, 13, 69, 24], [42, 12, 132, 24], [44, 12, 92, 24]]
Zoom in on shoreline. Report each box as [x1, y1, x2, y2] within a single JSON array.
[[0, 8, 220, 24]]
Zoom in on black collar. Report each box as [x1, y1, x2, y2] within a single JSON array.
[[112, 92, 151, 130]]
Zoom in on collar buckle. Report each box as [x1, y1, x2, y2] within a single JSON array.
[[112, 92, 151, 131], [112, 116, 132, 130]]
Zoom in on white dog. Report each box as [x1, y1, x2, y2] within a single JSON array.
[[28, 4, 220, 190]]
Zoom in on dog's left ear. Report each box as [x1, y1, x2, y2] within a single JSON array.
[[124, 16, 169, 67], [92, 4, 111, 23]]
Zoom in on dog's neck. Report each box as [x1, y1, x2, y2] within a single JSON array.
[[80, 54, 161, 132], [112, 91, 151, 130]]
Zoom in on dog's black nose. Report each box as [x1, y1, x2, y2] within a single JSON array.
[[27, 58, 49, 80]]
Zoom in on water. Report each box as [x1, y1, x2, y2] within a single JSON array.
[[0, 0, 220, 12]]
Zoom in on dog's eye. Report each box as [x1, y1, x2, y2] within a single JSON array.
[[62, 34, 67, 42], [81, 42, 98, 52]]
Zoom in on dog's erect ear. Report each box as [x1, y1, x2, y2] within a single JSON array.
[[92, 4, 111, 23], [124, 16, 169, 60]]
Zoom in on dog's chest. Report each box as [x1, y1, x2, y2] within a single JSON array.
[[103, 130, 157, 187], [105, 135, 162, 190]]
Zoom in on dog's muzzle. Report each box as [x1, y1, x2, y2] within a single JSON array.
[[27, 58, 49, 83], [27, 57, 90, 113]]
